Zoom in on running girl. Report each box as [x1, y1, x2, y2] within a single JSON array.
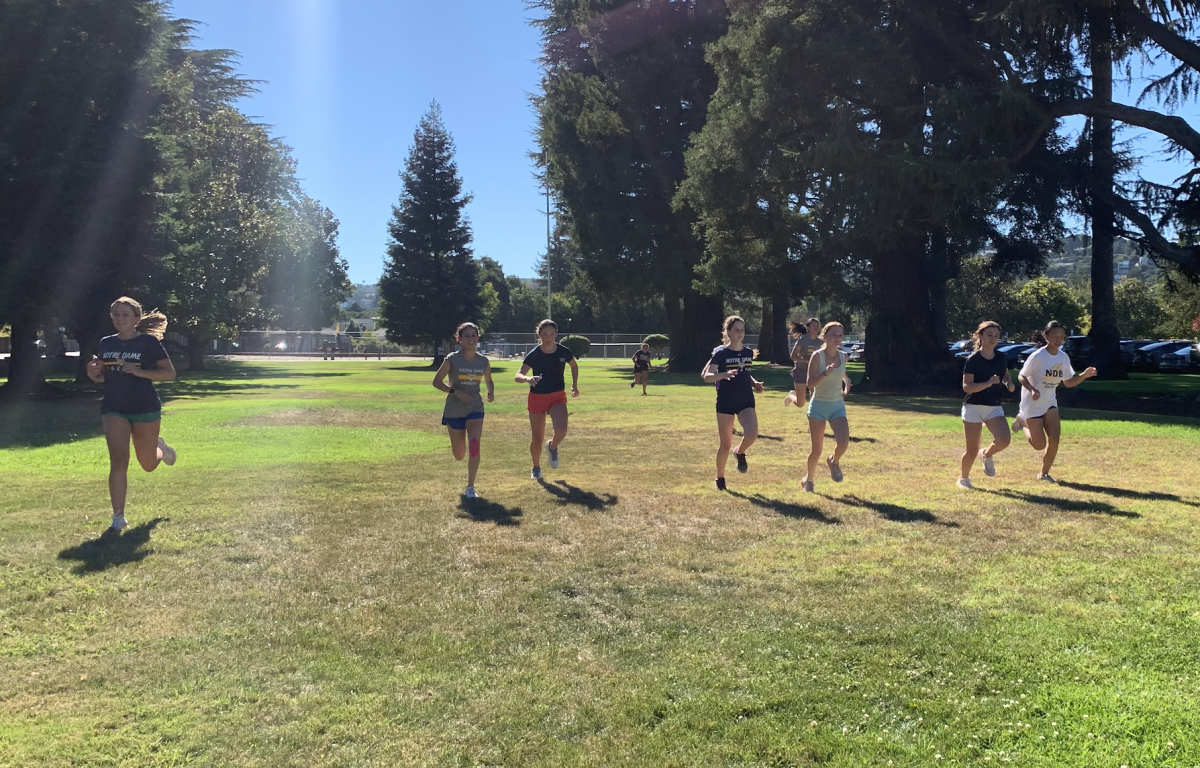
[[784, 317, 822, 408], [802, 321, 852, 493], [516, 319, 580, 479], [957, 320, 1016, 489], [432, 322, 494, 499], [84, 297, 177, 531], [702, 315, 764, 491], [631, 343, 652, 395], [1012, 320, 1097, 482]]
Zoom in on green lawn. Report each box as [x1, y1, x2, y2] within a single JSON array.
[[2, 359, 1199, 767]]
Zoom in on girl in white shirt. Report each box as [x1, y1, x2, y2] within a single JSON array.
[[1013, 321, 1097, 483]]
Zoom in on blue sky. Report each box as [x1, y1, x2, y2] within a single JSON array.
[[170, 0, 547, 285]]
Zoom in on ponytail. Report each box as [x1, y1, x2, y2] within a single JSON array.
[[1030, 320, 1065, 348], [112, 296, 168, 340]]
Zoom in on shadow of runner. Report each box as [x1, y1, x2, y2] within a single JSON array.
[[537, 479, 618, 511], [977, 488, 1140, 518], [458, 497, 523, 527], [58, 518, 169, 574], [1057, 481, 1199, 508], [727, 490, 840, 525], [833, 495, 959, 527]]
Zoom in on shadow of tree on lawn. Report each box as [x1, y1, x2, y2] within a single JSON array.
[[977, 488, 1140, 518], [57, 518, 169, 574], [538, 479, 618, 511], [457, 497, 523, 526], [727, 490, 840, 525], [833, 495, 959, 527]]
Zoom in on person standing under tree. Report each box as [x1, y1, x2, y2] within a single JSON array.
[[702, 315, 763, 491], [516, 320, 580, 479], [957, 320, 1016, 490], [432, 322, 494, 499], [631, 343, 652, 394], [85, 297, 178, 532]]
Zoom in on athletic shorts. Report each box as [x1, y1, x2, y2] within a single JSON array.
[[442, 412, 484, 431], [1019, 396, 1059, 420], [527, 390, 569, 414], [790, 367, 808, 385], [961, 404, 1005, 424], [633, 365, 649, 374], [102, 411, 161, 424], [806, 398, 847, 421], [716, 393, 755, 416]]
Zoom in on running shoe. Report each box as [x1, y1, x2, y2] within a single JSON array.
[[158, 436, 177, 466], [547, 440, 560, 469], [979, 449, 995, 477], [735, 451, 748, 473], [110, 513, 128, 531], [631, 381, 635, 388], [784, 391, 798, 407], [715, 477, 727, 491], [1038, 473, 1057, 484], [531, 466, 542, 480], [827, 456, 843, 483], [956, 477, 974, 490], [1011, 416, 1025, 432], [465, 487, 478, 499], [802, 478, 815, 493]]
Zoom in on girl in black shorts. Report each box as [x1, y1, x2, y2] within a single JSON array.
[[702, 315, 763, 491], [630, 343, 652, 394], [85, 297, 178, 531]]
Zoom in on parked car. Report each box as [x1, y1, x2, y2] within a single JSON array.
[[1133, 340, 1194, 372], [1158, 343, 1200, 373], [1062, 335, 1090, 361], [997, 343, 1036, 368], [949, 340, 973, 354], [1119, 339, 1156, 367]]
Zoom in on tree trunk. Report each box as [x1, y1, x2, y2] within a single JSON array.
[[187, 333, 207, 371], [1, 319, 50, 398], [1087, 10, 1129, 380], [928, 232, 950, 343], [758, 297, 775, 362], [864, 238, 956, 388], [770, 295, 791, 365], [670, 287, 724, 372]]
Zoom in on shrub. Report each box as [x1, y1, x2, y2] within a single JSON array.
[[643, 334, 669, 359], [560, 334, 591, 358]]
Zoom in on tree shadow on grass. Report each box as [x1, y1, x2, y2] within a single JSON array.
[[57, 518, 168, 574], [832, 494, 959, 527], [537, 479, 618, 511], [977, 488, 1141, 518], [1057, 481, 1200, 508], [458, 497, 523, 526], [733, 431, 784, 442], [727, 490, 840, 525], [0, 399, 101, 449]]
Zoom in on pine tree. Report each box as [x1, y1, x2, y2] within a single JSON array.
[[379, 103, 483, 365]]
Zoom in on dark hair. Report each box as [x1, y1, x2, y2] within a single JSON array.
[[455, 322, 480, 338], [789, 317, 821, 337], [1031, 320, 1066, 348], [535, 319, 557, 335], [721, 315, 745, 345], [972, 320, 1002, 350]]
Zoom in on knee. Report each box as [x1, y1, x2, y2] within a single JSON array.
[[136, 454, 159, 473], [994, 436, 1011, 451], [109, 455, 129, 472], [452, 446, 466, 461]]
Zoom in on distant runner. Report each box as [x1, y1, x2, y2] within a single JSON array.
[[516, 319, 580, 479], [702, 315, 763, 491], [432, 322, 494, 499], [784, 317, 822, 409], [631, 343, 652, 395]]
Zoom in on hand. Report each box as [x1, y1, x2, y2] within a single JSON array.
[[571, 385, 580, 398], [825, 361, 840, 375], [725, 369, 738, 380], [86, 356, 105, 382], [1083, 367, 1097, 379], [486, 391, 494, 404], [988, 374, 1000, 387], [528, 375, 542, 387], [122, 364, 145, 379], [1031, 389, 1041, 401], [753, 380, 764, 394], [843, 383, 852, 396]]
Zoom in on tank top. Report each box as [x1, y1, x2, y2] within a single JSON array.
[[442, 351, 488, 419], [810, 349, 846, 402]]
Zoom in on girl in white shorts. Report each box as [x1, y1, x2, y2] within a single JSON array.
[[1013, 320, 1097, 482], [957, 320, 1016, 489]]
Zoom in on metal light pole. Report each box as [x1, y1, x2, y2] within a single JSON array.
[[544, 153, 552, 321]]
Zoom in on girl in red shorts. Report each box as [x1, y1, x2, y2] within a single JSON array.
[[516, 319, 580, 479]]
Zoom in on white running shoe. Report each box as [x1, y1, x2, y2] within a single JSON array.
[[827, 456, 843, 483], [110, 513, 129, 531], [547, 440, 560, 469], [802, 477, 815, 493], [1011, 416, 1025, 433], [784, 391, 798, 407], [956, 477, 974, 490], [1038, 473, 1057, 484], [158, 436, 176, 466], [465, 487, 478, 499], [979, 450, 995, 477]]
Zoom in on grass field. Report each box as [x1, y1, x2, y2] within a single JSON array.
[[2, 359, 1199, 767]]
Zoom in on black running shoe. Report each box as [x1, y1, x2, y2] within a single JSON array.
[[735, 451, 748, 473], [715, 477, 727, 491]]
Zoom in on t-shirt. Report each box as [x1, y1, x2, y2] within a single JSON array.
[[523, 343, 575, 394], [710, 345, 755, 401], [99, 333, 168, 415], [443, 351, 489, 419], [1019, 346, 1075, 410], [963, 350, 1010, 406], [632, 350, 652, 370], [792, 336, 822, 370]]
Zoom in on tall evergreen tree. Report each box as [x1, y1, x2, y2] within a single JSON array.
[[379, 103, 483, 365]]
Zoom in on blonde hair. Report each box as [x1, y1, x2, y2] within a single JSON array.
[[721, 315, 745, 345], [818, 321, 843, 341], [111, 296, 168, 340], [971, 320, 1002, 351]]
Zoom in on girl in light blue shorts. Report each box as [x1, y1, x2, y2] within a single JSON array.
[[802, 322, 853, 493]]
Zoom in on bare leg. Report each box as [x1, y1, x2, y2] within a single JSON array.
[[547, 401, 569, 448], [130, 419, 162, 472], [829, 416, 849, 463], [981, 416, 1011, 458], [1040, 408, 1062, 475], [529, 412, 547, 467], [735, 408, 758, 456], [961, 420, 983, 479], [716, 412, 736, 478], [103, 416, 133, 514], [806, 418, 827, 484], [466, 418, 484, 488], [448, 427, 467, 461], [1024, 415, 1048, 475]]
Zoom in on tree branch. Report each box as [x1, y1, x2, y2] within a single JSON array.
[[1117, 0, 1200, 73], [1102, 188, 1200, 272], [1044, 97, 1200, 158]]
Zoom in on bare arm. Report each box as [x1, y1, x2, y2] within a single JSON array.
[[432, 359, 453, 393], [568, 358, 580, 394], [516, 363, 537, 384], [962, 372, 1001, 394], [1064, 367, 1097, 387], [483, 362, 495, 403], [701, 358, 733, 384], [126, 356, 176, 382]]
